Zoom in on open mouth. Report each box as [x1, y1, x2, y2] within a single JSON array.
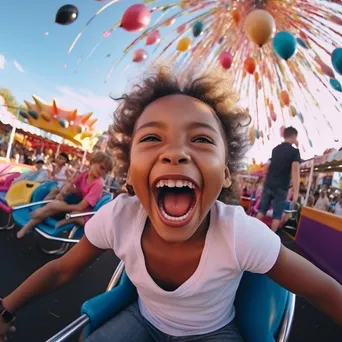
[[153, 178, 198, 227]]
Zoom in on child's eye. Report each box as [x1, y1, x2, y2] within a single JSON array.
[[192, 136, 214, 144], [140, 135, 160, 143]]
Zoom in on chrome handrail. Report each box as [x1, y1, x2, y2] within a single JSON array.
[[12, 200, 53, 210], [65, 212, 96, 220], [277, 293, 296, 342]]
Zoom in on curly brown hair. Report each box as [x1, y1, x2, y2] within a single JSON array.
[[109, 66, 251, 204]]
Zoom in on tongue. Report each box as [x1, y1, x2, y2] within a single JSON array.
[[163, 192, 193, 217]]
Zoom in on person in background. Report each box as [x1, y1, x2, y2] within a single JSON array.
[[334, 195, 342, 216], [13, 156, 49, 183], [314, 190, 330, 212], [44, 152, 70, 200], [257, 127, 301, 232], [16, 152, 113, 239]]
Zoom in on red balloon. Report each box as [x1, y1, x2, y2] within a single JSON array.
[[177, 23, 187, 34], [219, 51, 233, 70], [133, 49, 147, 63], [270, 111, 277, 122], [121, 4, 151, 32], [146, 30, 160, 46]]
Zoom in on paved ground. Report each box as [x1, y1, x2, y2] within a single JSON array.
[[0, 214, 341, 342]]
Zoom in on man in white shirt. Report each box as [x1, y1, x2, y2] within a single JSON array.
[[314, 190, 330, 212]]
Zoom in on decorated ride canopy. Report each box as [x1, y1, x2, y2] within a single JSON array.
[[21, 96, 98, 148], [301, 148, 342, 173], [65, 0, 342, 157]]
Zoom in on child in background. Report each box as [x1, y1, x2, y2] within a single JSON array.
[[44, 152, 70, 200], [1, 68, 341, 342], [16, 152, 113, 239]]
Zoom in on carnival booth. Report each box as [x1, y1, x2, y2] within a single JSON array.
[[296, 149, 342, 285]]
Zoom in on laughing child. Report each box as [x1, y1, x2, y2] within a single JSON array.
[[1, 68, 342, 342]]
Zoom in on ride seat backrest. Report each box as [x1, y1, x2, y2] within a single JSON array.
[[93, 193, 112, 211], [31, 182, 58, 202]]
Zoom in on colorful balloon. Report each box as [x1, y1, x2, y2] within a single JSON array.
[[193, 21, 203, 37], [55, 5, 79, 25], [330, 78, 342, 92], [177, 37, 192, 52], [219, 51, 233, 69], [280, 125, 285, 138], [146, 30, 160, 46], [244, 10, 276, 47], [290, 105, 297, 117], [177, 23, 187, 34], [297, 38, 308, 49], [255, 129, 260, 139], [270, 111, 277, 122], [273, 31, 297, 60], [121, 4, 151, 32], [133, 49, 147, 62], [279, 90, 290, 106], [244, 57, 256, 74], [232, 9, 241, 25], [331, 48, 342, 76]]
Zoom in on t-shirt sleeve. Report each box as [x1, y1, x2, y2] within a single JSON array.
[[83, 180, 103, 207], [85, 200, 116, 250], [292, 148, 301, 163], [234, 207, 281, 274]]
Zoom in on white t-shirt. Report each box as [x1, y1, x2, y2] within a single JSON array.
[[315, 196, 330, 211], [53, 166, 67, 189], [335, 203, 342, 217], [85, 194, 281, 336]]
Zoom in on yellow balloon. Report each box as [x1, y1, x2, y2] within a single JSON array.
[[244, 9, 276, 47], [177, 37, 192, 52]]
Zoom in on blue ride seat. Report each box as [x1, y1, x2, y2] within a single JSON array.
[[47, 263, 295, 342]]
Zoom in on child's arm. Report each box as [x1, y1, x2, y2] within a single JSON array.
[[267, 245, 342, 326], [1, 237, 103, 314]]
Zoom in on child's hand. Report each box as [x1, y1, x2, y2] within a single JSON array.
[[0, 317, 15, 342]]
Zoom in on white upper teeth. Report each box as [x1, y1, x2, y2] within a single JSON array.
[[155, 179, 195, 189]]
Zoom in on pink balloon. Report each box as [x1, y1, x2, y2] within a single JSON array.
[[133, 49, 147, 63], [146, 30, 160, 46], [177, 23, 187, 34], [219, 51, 233, 70], [121, 4, 151, 32], [270, 111, 277, 122]]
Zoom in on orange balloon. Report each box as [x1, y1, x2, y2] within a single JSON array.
[[269, 103, 274, 112], [244, 57, 256, 74], [279, 90, 290, 106], [232, 9, 241, 25]]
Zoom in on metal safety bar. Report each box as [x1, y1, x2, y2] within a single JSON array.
[[65, 212, 96, 220], [12, 200, 53, 211], [35, 228, 80, 244], [277, 293, 296, 342], [46, 261, 126, 342], [46, 314, 90, 342]]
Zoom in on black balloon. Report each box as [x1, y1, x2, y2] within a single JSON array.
[[55, 4, 79, 25]]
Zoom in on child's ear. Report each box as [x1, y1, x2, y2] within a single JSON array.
[[222, 167, 232, 188]]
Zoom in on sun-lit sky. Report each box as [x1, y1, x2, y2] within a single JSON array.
[[0, 0, 341, 163]]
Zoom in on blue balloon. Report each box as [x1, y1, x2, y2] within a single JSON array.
[[331, 48, 342, 76], [255, 129, 260, 139], [192, 21, 203, 38], [296, 38, 308, 49], [273, 31, 297, 60], [330, 78, 342, 92]]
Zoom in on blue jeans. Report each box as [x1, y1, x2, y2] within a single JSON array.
[[86, 301, 244, 341], [258, 186, 288, 220]]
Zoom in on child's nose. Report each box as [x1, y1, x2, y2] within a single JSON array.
[[160, 148, 191, 165]]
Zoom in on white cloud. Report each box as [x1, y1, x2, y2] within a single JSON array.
[[53, 86, 117, 132], [13, 60, 24, 72], [0, 54, 5, 69]]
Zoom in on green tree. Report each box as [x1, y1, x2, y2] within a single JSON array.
[[0, 87, 26, 118]]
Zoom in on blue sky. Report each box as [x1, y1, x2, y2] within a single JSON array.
[[0, 0, 164, 131]]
